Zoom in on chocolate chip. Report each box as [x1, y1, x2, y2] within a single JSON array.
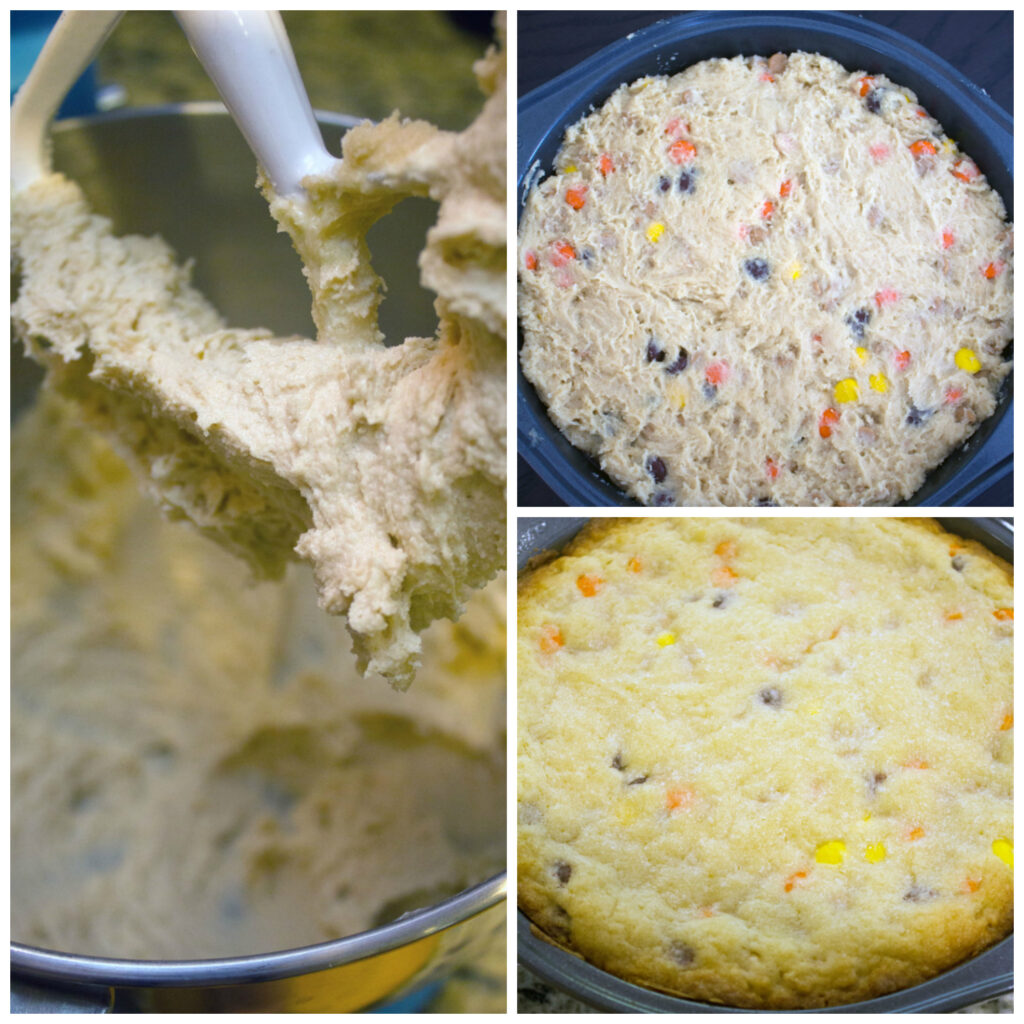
[[646, 455, 668, 483], [652, 492, 675, 506], [744, 257, 770, 281], [678, 170, 695, 194], [845, 306, 871, 339], [712, 594, 729, 609], [755, 498, 778, 507], [668, 941, 696, 967], [658, 175, 672, 193], [554, 861, 572, 885], [951, 555, 966, 572], [646, 338, 666, 363], [865, 89, 883, 115], [904, 884, 937, 903], [627, 775, 648, 786], [867, 771, 887, 795], [759, 687, 783, 708], [665, 348, 689, 374], [906, 405, 931, 426], [702, 382, 717, 401], [611, 751, 626, 771]]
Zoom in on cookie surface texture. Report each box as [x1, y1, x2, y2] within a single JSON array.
[[519, 53, 1012, 505], [517, 518, 1013, 1009]]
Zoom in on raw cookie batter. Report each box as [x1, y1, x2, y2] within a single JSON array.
[[12, 18, 505, 686], [12, 393, 505, 960], [519, 52, 1012, 506]]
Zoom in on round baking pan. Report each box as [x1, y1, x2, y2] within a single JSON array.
[[517, 11, 1013, 508], [11, 105, 506, 1014], [516, 515, 1013, 1012]]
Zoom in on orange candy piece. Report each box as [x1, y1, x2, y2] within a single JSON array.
[[599, 153, 614, 176], [779, 179, 792, 198], [666, 786, 696, 811], [983, 261, 1005, 279], [576, 573, 604, 597], [539, 624, 564, 653], [668, 138, 697, 165], [894, 350, 911, 371], [551, 242, 577, 267], [714, 540, 737, 560], [819, 407, 840, 438], [951, 158, 979, 183], [784, 870, 807, 893], [941, 230, 955, 250], [627, 556, 643, 574], [909, 139, 937, 157], [712, 566, 738, 588], [858, 76, 874, 97], [765, 457, 780, 481], [1000, 713, 1013, 731], [565, 186, 588, 211], [761, 199, 774, 221], [907, 826, 926, 841], [994, 608, 1014, 621], [524, 250, 538, 271]]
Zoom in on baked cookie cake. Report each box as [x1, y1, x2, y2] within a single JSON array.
[[517, 518, 1013, 1009], [518, 53, 1013, 506]]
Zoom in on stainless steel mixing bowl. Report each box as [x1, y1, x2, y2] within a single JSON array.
[[11, 106, 506, 1013]]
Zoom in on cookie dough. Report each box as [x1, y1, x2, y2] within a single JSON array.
[[519, 52, 1012, 506], [12, 393, 506, 960], [12, 17, 505, 686], [518, 517, 1013, 1009]]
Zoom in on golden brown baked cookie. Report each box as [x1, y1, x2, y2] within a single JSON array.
[[518, 518, 1012, 1009]]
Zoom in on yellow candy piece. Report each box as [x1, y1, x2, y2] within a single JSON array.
[[955, 348, 981, 373], [855, 347, 867, 362], [862, 812, 872, 823], [869, 373, 889, 393], [815, 840, 846, 865], [656, 632, 676, 647], [865, 842, 886, 863], [563, 164, 578, 173], [790, 263, 802, 281], [992, 838, 1013, 868], [646, 222, 666, 244], [834, 378, 859, 404]]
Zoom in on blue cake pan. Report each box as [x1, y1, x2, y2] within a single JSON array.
[[517, 11, 1013, 508]]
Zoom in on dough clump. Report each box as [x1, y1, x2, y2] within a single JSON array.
[[519, 52, 1012, 506], [12, 393, 506, 959], [12, 17, 506, 686]]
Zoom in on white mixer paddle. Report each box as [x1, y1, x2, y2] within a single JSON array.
[[175, 10, 339, 197], [11, 11, 124, 192], [12, 10, 338, 199]]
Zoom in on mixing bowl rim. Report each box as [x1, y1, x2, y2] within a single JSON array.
[[50, 99, 365, 134], [11, 872, 507, 987]]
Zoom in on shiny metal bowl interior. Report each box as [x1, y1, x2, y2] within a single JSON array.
[[516, 516, 1013, 1013], [11, 106, 506, 1012]]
